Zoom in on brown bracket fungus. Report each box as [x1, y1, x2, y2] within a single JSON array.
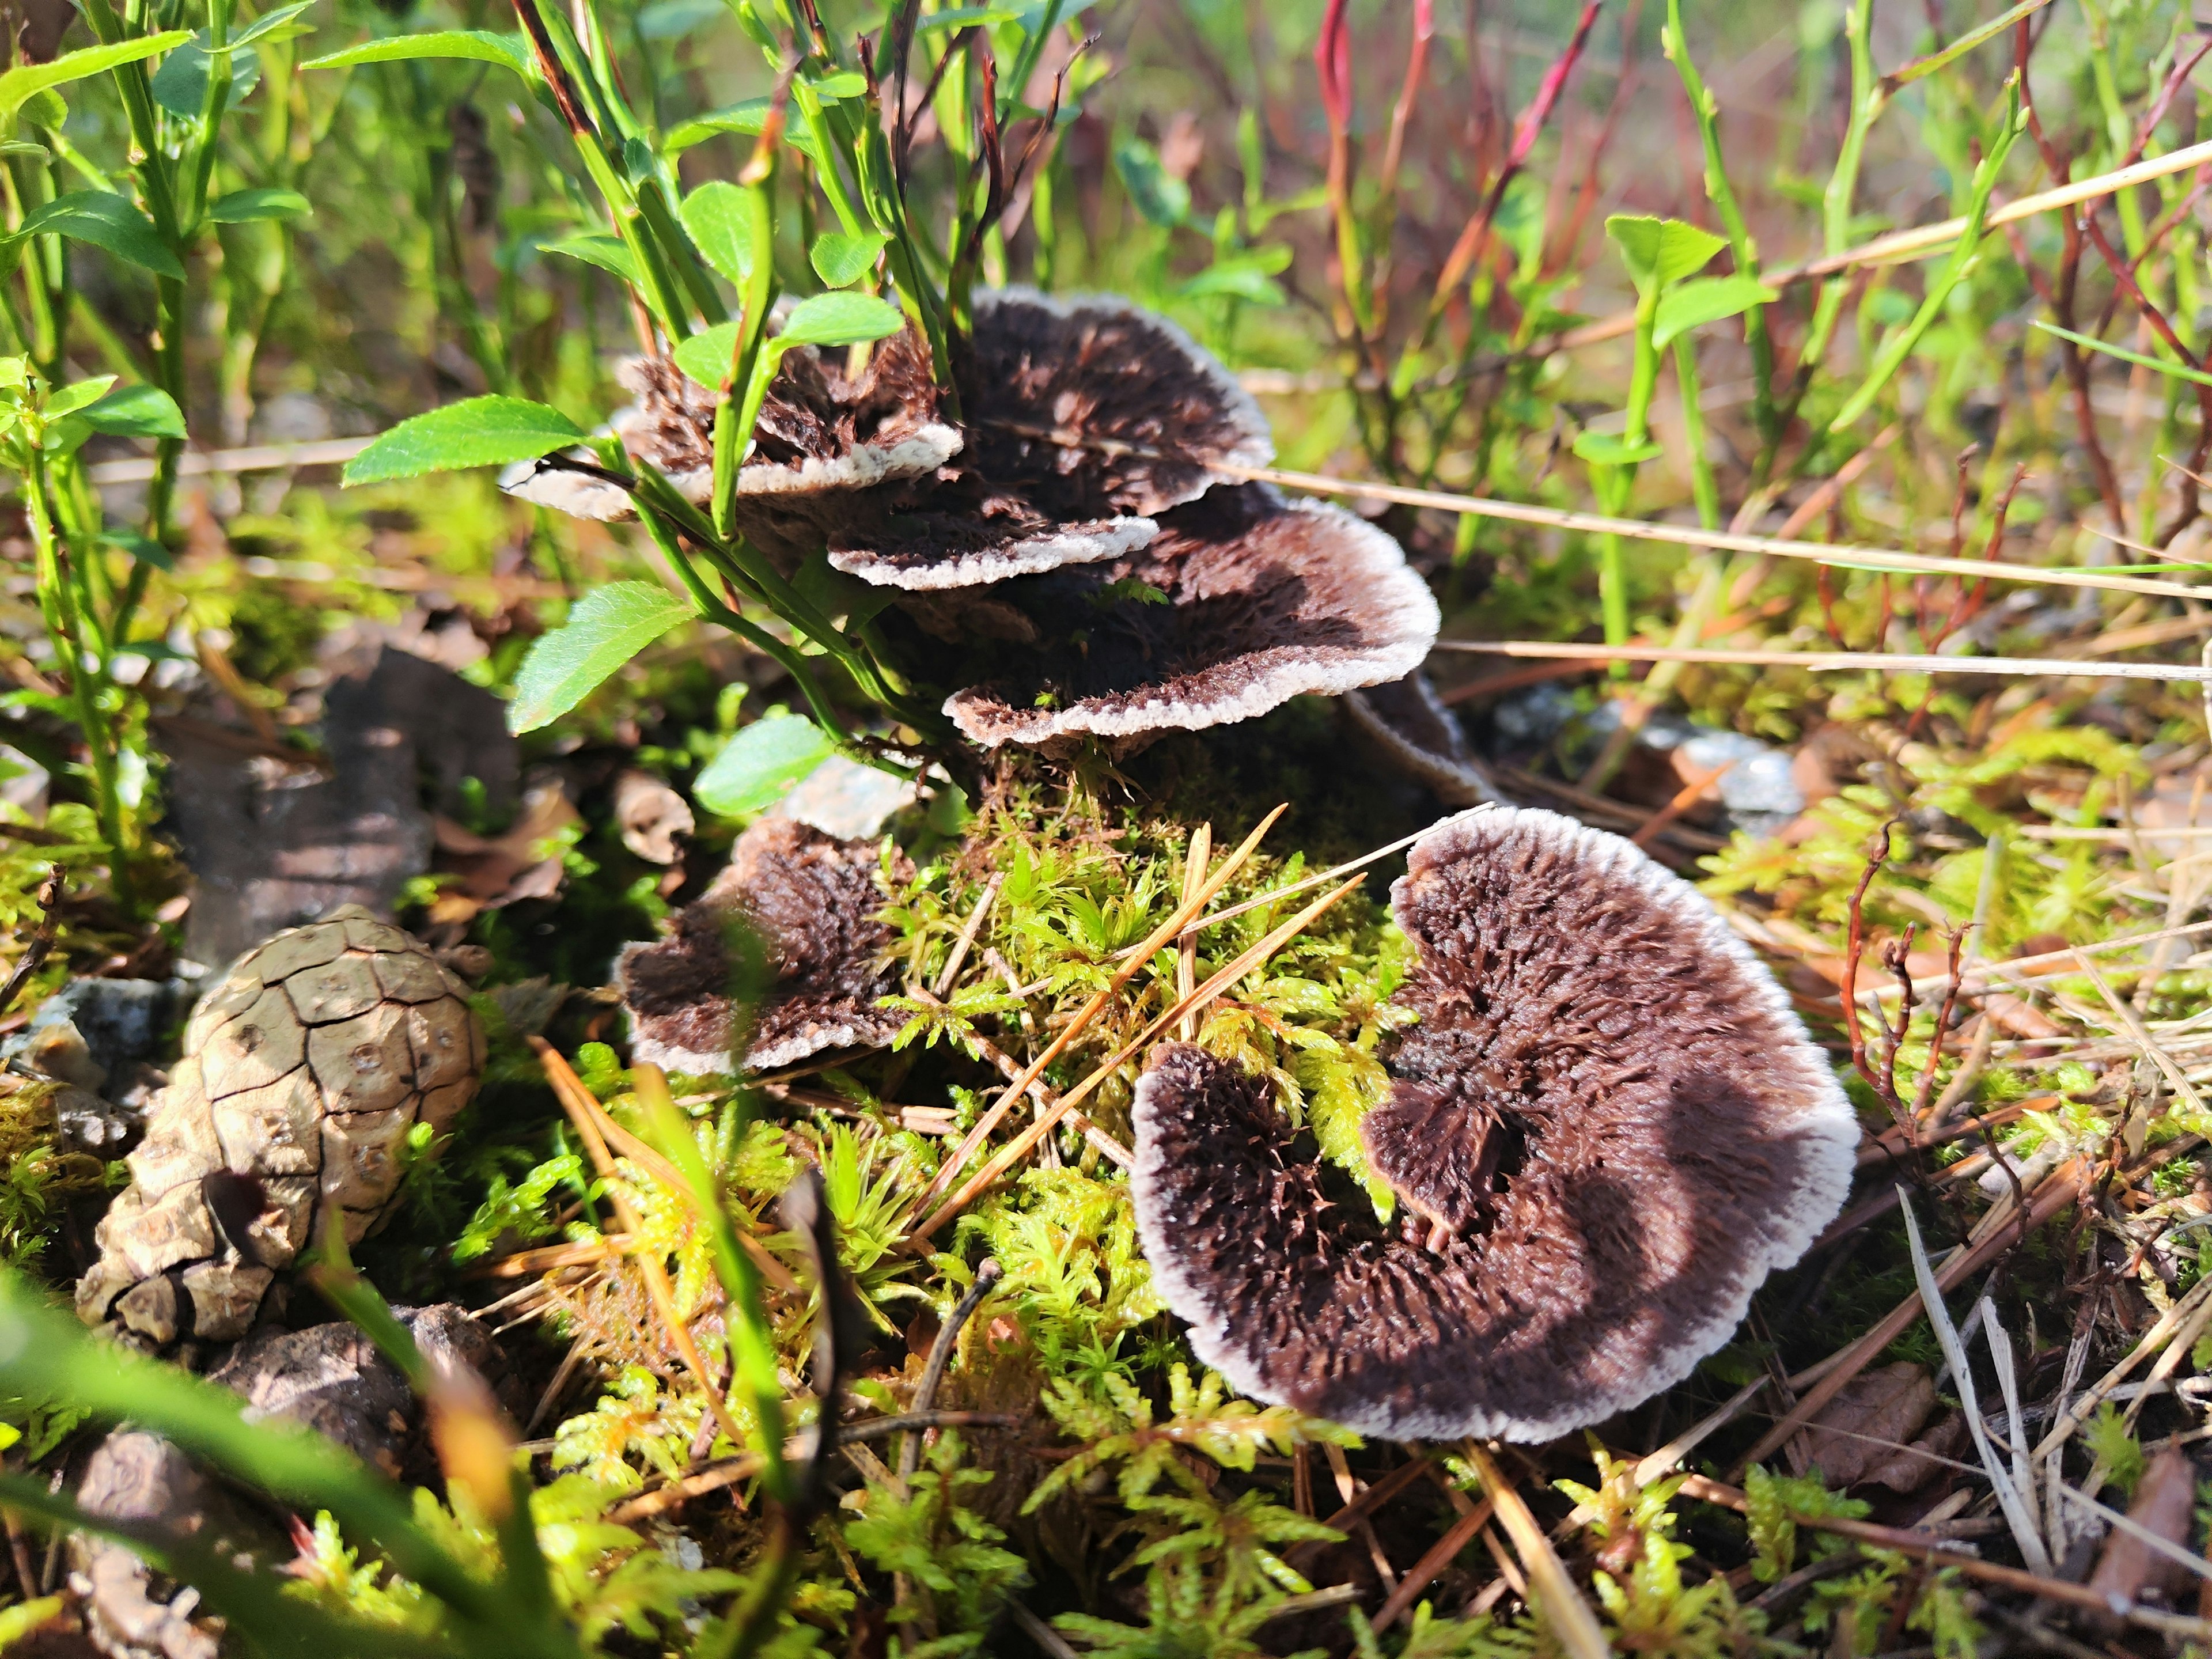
[[75, 906, 484, 1352], [619, 817, 912, 1074], [1131, 806, 1856, 1441], [504, 286, 1441, 750], [940, 484, 1439, 749], [502, 324, 963, 524]]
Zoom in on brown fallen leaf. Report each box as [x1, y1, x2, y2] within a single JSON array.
[[1799, 1361, 1949, 1492], [2088, 1444, 2201, 1622], [430, 769, 584, 923], [612, 768, 694, 865]]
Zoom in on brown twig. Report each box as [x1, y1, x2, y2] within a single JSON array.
[[0, 866, 65, 1022], [898, 1259, 1003, 1480]]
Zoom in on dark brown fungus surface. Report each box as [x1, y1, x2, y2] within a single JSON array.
[[1343, 672, 1504, 806], [961, 287, 1272, 519], [502, 326, 963, 527], [619, 818, 912, 1073], [1132, 806, 1857, 1441], [501, 289, 1270, 594], [941, 484, 1439, 749]]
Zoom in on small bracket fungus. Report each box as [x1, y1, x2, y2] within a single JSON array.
[[76, 906, 484, 1351], [505, 286, 1440, 749], [619, 817, 912, 1074], [1131, 807, 1857, 1441], [941, 486, 1440, 749]]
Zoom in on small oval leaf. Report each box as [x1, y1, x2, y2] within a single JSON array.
[[10, 192, 181, 280], [775, 291, 904, 350], [809, 229, 889, 289], [679, 180, 760, 287], [671, 320, 741, 391], [79, 384, 185, 439], [302, 31, 535, 79], [343, 396, 584, 484], [507, 582, 695, 734], [694, 713, 836, 819]]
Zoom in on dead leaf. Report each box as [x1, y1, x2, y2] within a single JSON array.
[[1799, 1361, 1945, 1491], [2088, 1444, 2201, 1620], [612, 769, 694, 865], [431, 769, 583, 922]]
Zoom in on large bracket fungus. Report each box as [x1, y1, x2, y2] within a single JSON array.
[[619, 817, 912, 1074], [506, 287, 1444, 754], [1131, 807, 1857, 1441]]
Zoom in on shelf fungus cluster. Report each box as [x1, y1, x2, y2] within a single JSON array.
[[1132, 808, 1857, 1441], [619, 817, 911, 1075], [77, 908, 484, 1352], [506, 287, 1439, 749]]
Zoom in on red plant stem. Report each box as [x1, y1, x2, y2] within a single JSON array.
[[2080, 208, 2212, 542], [1431, 0, 1600, 307], [2015, 18, 2127, 529]]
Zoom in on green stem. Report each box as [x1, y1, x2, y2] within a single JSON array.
[[1663, 0, 1778, 449], [25, 454, 131, 913]]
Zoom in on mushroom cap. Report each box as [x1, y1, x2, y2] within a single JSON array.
[[501, 289, 1269, 595], [1131, 806, 1857, 1441], [619, 817, 911, 1073], [502, 328, 964, 525], [943, 484, 1440, 748], [963, 286, 1274, 520]]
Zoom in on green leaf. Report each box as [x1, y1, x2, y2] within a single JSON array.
[[541, 230, 637, 282], [208, 186, 310, 223], [342, 396, 584, 484], [809, 229, 889, 289], [671, 320, 741, 389], [506, 582, 694, 734], [679, 180, 759, 286], [665, 99, 821, 161], [44, 375, 116, 416], [78, 384, 185, 438], [695, 714, 836, 819], [302, 31, 535, 79], [149, 28, 260, 119], [0, 32, 191, 125], [1571, 430, 1665, 467], [775, 291, 904, 350], [1653, 274, 1778, 348], [101, 528, 172, 571], [1605, 214, 1727, 294], [1113, 135, 1188, 228], [806, 69, 867, 99], [2033, 320, 2212, 388], [10, 192, 181, 279], [230, 1, 318, 48], [1176, 249, 1291, 305]]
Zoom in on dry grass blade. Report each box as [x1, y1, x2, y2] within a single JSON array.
[[1742, 1160, 2088, 1468], [1461, 1442, 1609, 1659], [539, 1046, 800, 1295], [1897, 1194, 2051, 1573], [2052, 1480, 2212, 1585], [1680, 1473, 2212, 1641], [902, 875, 1365, 1245], [1431, 640, 2212, 683], [1219, 463, 2210, 603], [1111, 821, 1444, 957], [529, 1037, 752, 1451], [2034, 1263, 2212, 1461], [912, 804, 1286, 1213], [1373, 1501, 1495, 1633]]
